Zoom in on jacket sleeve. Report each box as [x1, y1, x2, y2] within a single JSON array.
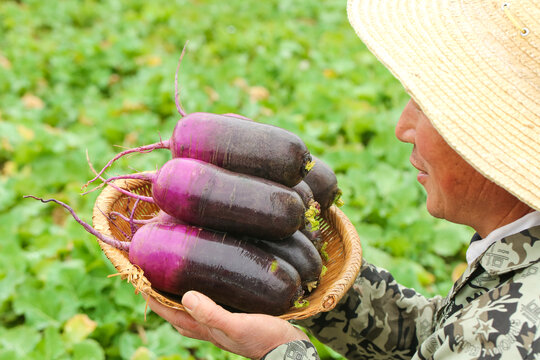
[[261, 340, 320, 360], [293, 260, 445, 359]]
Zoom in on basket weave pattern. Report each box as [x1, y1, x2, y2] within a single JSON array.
[[92, 178, 362, 320]]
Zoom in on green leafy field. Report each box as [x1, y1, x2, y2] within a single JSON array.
[[0, 1, 473, 359]]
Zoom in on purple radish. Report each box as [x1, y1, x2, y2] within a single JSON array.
[[291, 180, 321, 231], [301, 226, 325, 254], [292, 180, 321, 212], [86, 113, 312, 188], [168, 113, 313, 187], [99, 158, 318, 240], [248, 230, 323, 292], [24, 196, 303, 315], [303, 155, 343, 211], [129, 222, 303, 315], [85, 47, 313, 189]]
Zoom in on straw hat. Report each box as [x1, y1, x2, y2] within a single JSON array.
[[347, 0, 540, 211]]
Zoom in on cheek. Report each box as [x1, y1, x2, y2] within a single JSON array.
[[416, 128, 470, 193], [433, 153, 480, 200], [438, 165, 466, 194]]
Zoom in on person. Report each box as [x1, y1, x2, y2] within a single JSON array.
[[144, 0, 540, 359]]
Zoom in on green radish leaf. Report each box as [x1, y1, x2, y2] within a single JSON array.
[[62, 314, 97, 345], [29, 327, 68, 360], [145, 323, 196, 358], [72, 339, 105, 360], [130, 347, 155, 360], [118, 332, 144, 360], [0, 325, 41, 358], [13, 284, 80, 330]]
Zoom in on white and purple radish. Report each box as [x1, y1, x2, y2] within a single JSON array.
[[85, 47, 313, 189], [25, 196, 304, 315], [98, 158, 319, 241]]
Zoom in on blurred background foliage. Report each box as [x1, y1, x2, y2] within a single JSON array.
[[0, 0, 472, 359]]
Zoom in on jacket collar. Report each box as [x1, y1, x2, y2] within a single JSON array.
[[479, 225, 540, 275], [449, 225, 540, 297]]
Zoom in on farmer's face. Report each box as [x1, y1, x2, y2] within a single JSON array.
[[395, 99, 489, 225]]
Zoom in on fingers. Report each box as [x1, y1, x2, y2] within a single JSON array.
[[172, 324, 208, 341], [145, 296, 189, 323], [145, 295, 211, 337], [144, 292, 236, 345], [143, 291, 312, 360], [181, 291, 235, 333]]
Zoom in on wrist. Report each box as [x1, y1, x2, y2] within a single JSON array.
[[259, 340, 318, 360], [255, 325, 310, 360]]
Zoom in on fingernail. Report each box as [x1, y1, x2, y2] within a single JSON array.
[[182, 291, 200, 313]]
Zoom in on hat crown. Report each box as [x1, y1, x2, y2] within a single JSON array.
[[348, 0, 540, 211]]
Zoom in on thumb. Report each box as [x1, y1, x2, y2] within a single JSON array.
[[182, 291, 233, 330]]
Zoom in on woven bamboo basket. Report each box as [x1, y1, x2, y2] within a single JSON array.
[[92, 177, 363, 320]]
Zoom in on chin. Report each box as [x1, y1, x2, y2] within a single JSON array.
[[425, 199, 445, 220], [426, 208, 445, 220]]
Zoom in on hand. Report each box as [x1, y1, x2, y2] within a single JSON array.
[[144, 291, 310, 360]]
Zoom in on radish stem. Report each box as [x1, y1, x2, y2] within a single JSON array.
[[175, 41, 189, 117], [83, 141, 169, 190], [23, 195, 130, 252]]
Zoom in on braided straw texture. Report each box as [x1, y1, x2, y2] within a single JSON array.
[[92, 178, 363, 320], [347, 0, 540, 211]]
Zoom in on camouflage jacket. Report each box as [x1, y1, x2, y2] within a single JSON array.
[[263, 225, 540, 360]]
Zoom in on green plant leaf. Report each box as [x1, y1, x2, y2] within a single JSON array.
[[13, 283, 80, 330], [130, 347, 156, 360], [0, 325, 41, 358], [72, 339, 105, 360], [29, 326, 68, 360], [63, 314, 97, 345]]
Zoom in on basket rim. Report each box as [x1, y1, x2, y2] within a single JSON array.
[[92, 178, 363, 320]]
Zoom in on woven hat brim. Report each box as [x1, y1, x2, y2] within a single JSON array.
[[347, 0, 540, 211]]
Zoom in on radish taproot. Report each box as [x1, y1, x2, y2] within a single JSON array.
[[301, 226, 324, 253], [130, 222, 303, 315], [248, 230, 323, 292], [86, 113, 313, 188], [98, 158, 319, 240], [25, 196, 304, 315], [292, 180, 320, 210], [303, 155, 344, 211], [85, 47, 313, 189]]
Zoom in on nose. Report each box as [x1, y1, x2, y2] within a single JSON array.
[[395, 99, 417, 144]]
